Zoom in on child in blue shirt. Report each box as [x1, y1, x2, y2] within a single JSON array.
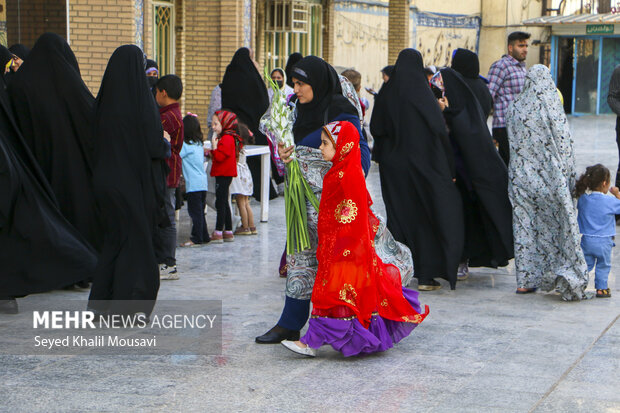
[[575, 164, 620, 298], [180, 113, 210, 246]]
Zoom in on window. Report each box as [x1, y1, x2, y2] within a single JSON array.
[[154, 1, 174, 75], [265, 0, 322, 73]]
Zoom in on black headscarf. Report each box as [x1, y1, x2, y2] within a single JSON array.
[[451, 48, 479, 79], [0, 44, 13, 83], [89, 45, 170, 314], [440, 67, 513, 267], [370, 49, 464, 289], [7, 32, 102, 251], [451, 48, 493, 119], [221, 47, 269, 135], [291, 55, 358, 141], [0, 45, 12, 76], [145, 58, 159, 88], [9, 44, 30, 60], [372, 51, 448, 152], [146, 58, 158, 71], [0, 69, 97, 297], [285, 52, 303, 88], [381, 65, 395, 78]]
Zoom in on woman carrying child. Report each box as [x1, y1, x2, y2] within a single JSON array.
[[180, 113, 210, 246], [281, 121, 428, 357], [575, 164, 620, 298]]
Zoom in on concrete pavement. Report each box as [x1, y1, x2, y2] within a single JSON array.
[[0, 115, 618, 412]]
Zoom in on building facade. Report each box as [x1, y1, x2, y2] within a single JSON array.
[[1, 0, 615, 119], [1, 0, 257, 117], [525, 1, 620, 115]]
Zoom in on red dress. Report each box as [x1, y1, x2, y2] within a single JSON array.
[[300, 120, 429, 356]]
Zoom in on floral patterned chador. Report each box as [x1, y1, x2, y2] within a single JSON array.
[[506, 65, 589, 300], [300, 121, 429, 356]]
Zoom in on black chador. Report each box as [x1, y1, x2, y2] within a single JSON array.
[[88, 45, 170, 316], [451, 48, 493, 120], [7, 33, 102, 251], [221, 47, 276, 200], [0, 68, 97, 301], [440, 67, 513, 268], [370, 49, 464, 289]]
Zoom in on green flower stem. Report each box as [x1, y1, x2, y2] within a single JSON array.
[[284, 159, 319, 255], [262, 68, 319, 255]]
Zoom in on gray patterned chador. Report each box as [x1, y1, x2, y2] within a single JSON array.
[[506, 64, 589, 301]]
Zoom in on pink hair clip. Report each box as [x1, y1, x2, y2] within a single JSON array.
[[186, 112, 198, 118]]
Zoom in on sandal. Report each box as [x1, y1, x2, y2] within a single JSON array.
[[234, 227, 252, 235], [250, 226, 258, 235], [516, 288, 537, 294], [596, 288, 611, 298], [181, 241, 200, 248]]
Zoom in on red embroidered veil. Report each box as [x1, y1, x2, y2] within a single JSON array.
[[311, 121, 429, 328]]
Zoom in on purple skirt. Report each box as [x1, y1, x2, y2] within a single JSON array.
[[300, 287, 424, 357]]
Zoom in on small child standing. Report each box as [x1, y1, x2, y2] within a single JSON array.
[[210, 110, 247, 243], [230, 132, 257, 235], [281, 120, 428, 357], [180, 113, 210, 247], [575, 164, 620, 298]]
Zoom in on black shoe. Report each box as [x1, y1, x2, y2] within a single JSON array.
[[75, 280, 90, 289], [0, 298, 18, 314], [255, 325, 300, 344], [418, 279, 442, 291]]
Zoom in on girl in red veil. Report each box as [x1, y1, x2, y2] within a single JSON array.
[[282, 121, 429, 357]]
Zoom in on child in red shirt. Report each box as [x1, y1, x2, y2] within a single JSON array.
[[210, 110, 249, 242]]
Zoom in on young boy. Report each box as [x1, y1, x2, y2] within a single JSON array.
[[154, 74, 184, 280]]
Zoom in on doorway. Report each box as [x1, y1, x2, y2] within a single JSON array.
[[554, 35, 620, 115], [574, 37, 600, 114], [557, 37, 573, 114]]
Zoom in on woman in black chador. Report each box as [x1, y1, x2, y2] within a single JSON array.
[[88, 45, 171, 316], [0, 67, 97, 314], [7, 33, 102, 251], [221, 47, 277, 200], [451, 48, 493, 120], [370, 49, 464, 291], [439, 67, 513, 274]]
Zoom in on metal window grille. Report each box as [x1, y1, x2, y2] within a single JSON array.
[[265, 1, 322, 73], [266, 0, 309, 33], [154, 1, 174, 75]]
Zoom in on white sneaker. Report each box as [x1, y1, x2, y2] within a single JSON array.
[[457, 262, 469, 281], [159, 264, 179, 280], [281, 340, 316, 357]]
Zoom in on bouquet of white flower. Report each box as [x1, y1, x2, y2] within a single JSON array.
[[260, 69, 319, 254]]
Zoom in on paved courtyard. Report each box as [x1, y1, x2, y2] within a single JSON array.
[[1, 115, 619, 412]]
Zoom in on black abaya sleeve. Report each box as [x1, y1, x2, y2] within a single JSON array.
[[148, 128, 170, 160]]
